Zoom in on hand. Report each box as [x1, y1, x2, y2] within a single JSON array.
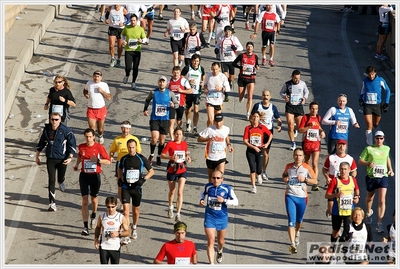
[[214, 47, 220, 55], [231, 44, 237, 51], [199, 200, 205, 206], [73, 165, 78, 171], [137, 177, 146, 186], [59, 96, 66, 103], [359, 98, 364, 107], [35, 157, 41, 165], [382, 103, 389, 112], [388, 171, 395, 177], [195, 46, 202, 51], [214, 17, 221, 23], [63, 157, 72, 165]]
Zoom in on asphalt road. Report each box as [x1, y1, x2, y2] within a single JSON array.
[[4, 4, 396, 267]]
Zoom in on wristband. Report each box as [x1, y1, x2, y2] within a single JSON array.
[[253, 32, 257, 34]]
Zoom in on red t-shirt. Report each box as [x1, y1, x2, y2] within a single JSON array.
[[243, 124, 272, 148], [77, 142, 110, 173], [155, 239, 197, 264], [162, 140, 189, 174], [299, 114, 322, 144], [326, 176, 359, 194], [168, 77, 186, 106]]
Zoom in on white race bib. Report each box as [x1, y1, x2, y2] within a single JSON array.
[[365, 92, 377, 104], [373, 165, 385, 178], [84, 159, 97, 173], [336, 121, 349, 134], [339, 195, 353, 211], [306, 129, 319, 141], [155, 104, 168, 117], [128, 38, 138, 49], [52, 104, 64, 116], [208, 197, 222, 210], [175, 257, 190, 265], [126, 169, 140, 183], [290, 93, 302, 105]]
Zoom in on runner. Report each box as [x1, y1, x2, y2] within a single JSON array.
[[199, 169, 239, 264], [160, 126, 192, 222], [183, 22, 207, 67], [105, 5, 127, 67]]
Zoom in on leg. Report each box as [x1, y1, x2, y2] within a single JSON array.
[[365, 190, 375, 217], [377, 187, 387, 224], [205, 227, 216, 264], [364, 114, 373, 144], [176, 176, 186, 214], [124, 51, 133, 77], [193, 104, 200, 127], [169, 118, 175, 140], [206, 105, 215, 127], [132, 206, 140, 226], [90, 195, 98, 216], [97, 119, 106, 137], [55, 161, 68, 185], [46, 159, 58, 204], [108, 35, 116, 58], [216, 229, 227, 252], [263, 148, 270, 171], [286, 112, 295, 141], [131, 52, 141, 83], [116, 38, 123, 59], [167, 179, 176, 209], [311, 151, 320, 180], [172, 51, 179, 67], [377, 34, 388, 55], [215, 161, 226, 175], [238, 86, 245, 102], [207, 168, 214, 183], [82, 195, 89, 223], [88, 118, 97, 132], [246, 83, 255, 114], [147, 20, 154, 39]]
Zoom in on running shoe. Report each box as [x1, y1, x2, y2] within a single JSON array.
[[123, 76, 129, 84], [178, 61, 183, 67], [269, 59, 275, 67], [48, 202, 57, 212], [186, 120, 192, 132], [117, 204, 124, 213], [290, 142, 296, 151], [245, 21, 250, 30], [224, 95, 229, 102], [110, 58, 116, 67], [192, 127, 198, 136], [294, 129, 298, 137], [257, 174, 263, 185], [99, 16, 105, 22], [115, 59, 122, 68], [59, 182, 66, 192], [168, 208, 174, 219], [131, 82, 137, 90], [158, 14, 163, 20], [262, 172, 269, 181], [289, 244, 297, 254], [365, 209, 373, 224], [131, 225, 138, 239], [311, 184, 319, 191], [246, 112, 250, 121], [81, 227, 90, 236], [90, 217, 97, 230], [121, 236, 131, 245], [252, 23, 256, 29], [376, 223, 384, 233], [251, 186, 257, 194], [262, 58, 267, 66], [295, 231, 300, 246], [148, 155, 154, 165], [216, 251, 223, 263], [211, 31, 216, 39], [98, 135, 104, 144], [175, 214, 181, 222], [156, 156, 162, 166], [197, 10, 202, 19], [191, 13, 195, 21]]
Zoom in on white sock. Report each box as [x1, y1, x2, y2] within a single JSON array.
[[366, 130, 373, 145]]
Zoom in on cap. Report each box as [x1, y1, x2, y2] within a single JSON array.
[[246, 41, 254, 48], [93, 70, 102, 76], [224, 25, 232, 32], [374, 130, 385, 137], [174, 221, 187, 232], [214, 114, 224, 122], [336, 139, 347, 145], [158, 75, 167, 81]]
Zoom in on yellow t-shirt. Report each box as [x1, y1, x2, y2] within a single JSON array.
[[109, 134, 142, 161]]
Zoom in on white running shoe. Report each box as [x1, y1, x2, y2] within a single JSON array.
[[257, 174, 263, 185], [81, 227, 90, 236], [290, 142, 296, 151], [48, 202, 57, 211], [168, 208, 174, 219], [98, 135, 104, 144], [262, 172, 268, 181], [186, 120, 192, 132], [294, 130, 298, 138], [289, 244, 297, 254], [131, 225, 138, 240], [131, 82, 137, 90], [121, 236, 131, 245], [90, 217, 97, 229], [251, 186, 257, 194], [246, 112, 250, 121], [295, 231, 300, 246], [110, 58, 117, 67], [175, 214, 181, 222]]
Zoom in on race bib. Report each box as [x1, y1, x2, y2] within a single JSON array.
[[264, 19, 274, 30], [112, 14, 121, 24], [52, 104, 64, 116], [373, 165, 385, 178], [211, 141, 225, 154], [249, 135, 262, 147], [365, 92, 377, 104], [174, 150, 185, 163], [223, 51, 232, 57], [242, 64, 254, 76], [155, 104, 168, 117], [175, 94, 181, 103], [336, 121, 348, 134], [84, 159, 97, 173], [207, 91, 220, 101], [339, 195, 353, 211], [128, 38, 138, 49], [306, 129, 319, 141], [126, 169, 140, 183], [288, 177, 302, 186], [175, 257, 190, 265], [290, 93, 302, 105], [208, 197, 222, 210]]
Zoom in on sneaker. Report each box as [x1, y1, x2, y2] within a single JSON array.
[[289, 244, 297, 254], [211, 31, 216, 39], [158, 13, 163, 20], [245, 21, 250, 30], [295, 231, 300, 246], [269, 59, 275, 67], [90, 214, 97, 229], [168, 208, 174, 219], [81, 227, 90, 236], [156, 156, 162, 165], [251, 186, 257, 194], [98, 135, 104, 144], [123, 76, 129, 84], [365, 209, 373, 224], [294, 129, 298, 138], [246, 112, 250, 121], [376, 223, 384, 233], [224, 96, 229, 102], [311, 184, 319, 191], [115, 59, 122, 68], [121, 236, 131, 245], [216, 251, 223, 263], [191, 13, 195, 20], [131, 225, 138, 239], [374, 53, 382, 59], [290, 142, 296, 151], [243, 12, 247, 19], [257, 174, 263, 185], [48, 202, 57, 211], [99, 16, 105, 22], [175, 214, 181, 222], [192, 127, 198, 136], [186, 120, 192, 132], [148, 155, 154, 165], [197, 10, 202, 19], [110, 58, 117, 67], [262, 58, 267, 66], [326, 209, 332, 219], [59, 182, 66, 192], [131, 82, 137, 90]]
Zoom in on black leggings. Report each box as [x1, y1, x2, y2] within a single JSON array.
[[99, 247, 120, 264], [46, 158, 67, 203], [246, 148, 264, 174], [124, 51, 141, 82]]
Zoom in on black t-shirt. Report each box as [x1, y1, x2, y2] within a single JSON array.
[[47, 87, 76, 121], [119, 153, 152, 188]]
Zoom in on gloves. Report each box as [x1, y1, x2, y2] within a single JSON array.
[[147, 6, 154, 12], [382, 103, 389, 112], [358, 98, 364, 107], [214, 48, 220, 55], [231, 45, 237, 51], [137, 177, 146, 186], [195, 46, 202, 51], [214, 17, 221, 23]]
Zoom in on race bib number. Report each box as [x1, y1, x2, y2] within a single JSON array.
[[336, 121, 348, 134], [155, 104, 167, 117], [188, 48, 196, 54], [172, 25, 183, 40], [207, 91, 220, 101], [174, 94, 181, 102], [221, 16, 229, 22], [112, 14, 121, 24], [175, 257, 190, 265], [174, 150, 185, 163], [223, 51, 232, 57], [208, 197, 222, 210], [264, 19, 274, 30], [211, 141, 225, 154], [242, 64, 254, 76], [373, 165, 385, 178], [306, 129, 319, 141], [339, 195, 353, 211], [52, 104, 64, 116], [128, 39, 138, 49], [288, 177, 302, 186], [126, 169, 140, 183], [365, 92, 377, 104], [290, 93, 302, 105], [84, 159, 97, 173], [249, 135, 262, 147]]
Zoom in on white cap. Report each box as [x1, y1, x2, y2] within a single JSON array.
[[374, 130, 385, 137]]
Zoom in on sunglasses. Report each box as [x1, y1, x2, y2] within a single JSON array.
[[212, 177, 222, 179], [55, 81, 63, 84], [51, 118, 60, 121], [338, 93, 347, 98], [375, 137, 384, 140], [106, 206, 116, 209]]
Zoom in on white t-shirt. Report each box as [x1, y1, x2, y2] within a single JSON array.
[[204, 72, 230, 105], [199, 125, 230, 161], [85, 80, 110, 108], [167, 17, 189, 41]]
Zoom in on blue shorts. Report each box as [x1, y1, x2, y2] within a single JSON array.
[[167, 171, 187, 181], [204, 215, 228, 231], [285, 195, 308, 227], [365, 176, 388, 192]]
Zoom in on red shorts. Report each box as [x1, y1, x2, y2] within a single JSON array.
[[87, 106, 107, 121], [302, 141, 320, 155], [202, 15, 214, 21]]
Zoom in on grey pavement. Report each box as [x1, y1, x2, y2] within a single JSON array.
[[3, 4, 397, 267]]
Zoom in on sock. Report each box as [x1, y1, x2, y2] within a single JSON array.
[[252, 13, 257, 23], [158, 143, 165, 155], [150, 144, 156, 155], [263, 55, 266, 59], [133, 224, 137, 229], [270, 57, 273, 60], [169, 205, 174, 210], [91, 212, 96, 219], [366, 130, 373, 145], [207, 34, 212, 43], [84, 221, 88, 228]]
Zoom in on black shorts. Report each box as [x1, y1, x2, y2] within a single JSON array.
[[108, 27, 123, 39], [363, 103, 382, 116], [167, 171, 188, 181], [79, 172, 101, 197], [149, 120, 169, 135], [221, 62, 235, 75], [206, 158, 227, 170], [121, 186, 142, 207], [262, 31, 276, 46], [185, 94, 201, 109], [365, 176, 388, 192], [169, 106, 185, 120], [331, 214, 351, 231], [206, 103, 222, 111], [170, 38, 185, 55], [99, 247, 120, 264], [237, 76, 255, 88], [285, 103, 304, 117]]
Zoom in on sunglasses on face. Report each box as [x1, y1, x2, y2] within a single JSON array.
[[51, 118, 60, 121], [106, 205, 116, 209], [375, 137, 384, 140], [212, 177, 222, 179]]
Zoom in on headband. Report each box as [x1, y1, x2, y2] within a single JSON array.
[[174, 222, 187, 232], [121, 124, 131, 128]]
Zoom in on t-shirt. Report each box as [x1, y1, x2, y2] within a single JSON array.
[[155, 239, 197, 265], [109, 134, 142, 161], [199, 125, 230, 161], [78, 142, 110, 174], [121, 24, 146, 52], [84, 80, 110, 108], [162, 140, 189, 174]]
